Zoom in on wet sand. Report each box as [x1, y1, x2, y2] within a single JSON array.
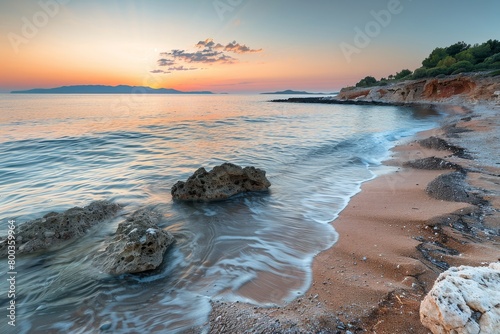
[[188, 103, 500, 333]]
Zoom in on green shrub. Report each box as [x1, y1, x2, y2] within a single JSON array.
[[355, 76, 378, 87], [455, 49, 475, 63], [488, 62, 500, 69], [489, 69, 500, 76], [437, 56, 456, 67], [449, 60, 474, 73], [426, 67, 449, 77], [446, 41, 470, 57], [411, 68, 428, 79], [484, 53, 500, 64], [468, 43, 492, 63], [394, 69, 412, 80], [473, 62, 491, 71], [422, 47, 447, 68]]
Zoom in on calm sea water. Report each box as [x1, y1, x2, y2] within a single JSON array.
[[0, 94, 440, 333]]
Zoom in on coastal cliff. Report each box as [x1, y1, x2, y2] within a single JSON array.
[[337, 72, 500, 105]]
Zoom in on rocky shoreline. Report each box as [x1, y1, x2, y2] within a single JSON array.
[[272, 72, 500, 107], [187, 76, 500, 333], [1, 73, 498, 332]]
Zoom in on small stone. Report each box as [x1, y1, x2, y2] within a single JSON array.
[[99, 322, 112, 331]]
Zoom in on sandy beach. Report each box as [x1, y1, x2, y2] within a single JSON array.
[[190, 102, 500, 333]]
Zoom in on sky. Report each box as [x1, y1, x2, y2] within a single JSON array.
[[1, 0, 499, 93]]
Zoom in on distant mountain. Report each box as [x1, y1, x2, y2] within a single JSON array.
[[261, 89, 331, 95], [11, 85, 213, 94]]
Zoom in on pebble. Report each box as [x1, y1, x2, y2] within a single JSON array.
[[99, 322, 112, 331]]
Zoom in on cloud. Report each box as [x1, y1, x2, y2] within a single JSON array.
[[149, 69, 170, 74], [223, 41, 262, 54], [157, 58, 175, 67], [167, 66, 198, 71], [195, 38, 262, 54], [152, 38, 262, 73], [195, 38, 216, 49], [161, 49, 235, 64]]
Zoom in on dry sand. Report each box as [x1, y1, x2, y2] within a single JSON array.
[[188, 103, 500, 333]]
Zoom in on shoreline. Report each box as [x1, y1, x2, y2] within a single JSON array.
[[189, 102, 500, 333]]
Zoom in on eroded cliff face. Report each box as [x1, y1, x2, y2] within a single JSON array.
[[338, 73, 500, 105]]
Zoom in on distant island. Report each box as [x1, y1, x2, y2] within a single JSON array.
[[10, 85, 213, 94], [261, 89, 337, 95]]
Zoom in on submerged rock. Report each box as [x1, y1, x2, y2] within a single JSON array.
[[171, 163, 271, 201], [420, 263, 500, 334], [0, 200, 121, 257], [93, 209, 174, 275]]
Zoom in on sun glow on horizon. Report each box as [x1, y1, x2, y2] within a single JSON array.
[[1, 1, 499, 93]]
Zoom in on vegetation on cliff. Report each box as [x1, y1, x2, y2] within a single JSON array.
[[356, 39, 500, 87]]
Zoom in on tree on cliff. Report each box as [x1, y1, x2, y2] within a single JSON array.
[[353, 39, 500, 86], [416, 39, 500, 78], [355, 76, 377, 87], [422, 47, 447, 68], [394, 69, 412, 80], [445, 41, 470, 57]]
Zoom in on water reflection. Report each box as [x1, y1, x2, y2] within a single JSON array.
[[0, 95, 440, 333]]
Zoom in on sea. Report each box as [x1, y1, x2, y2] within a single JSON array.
[[0, 94, 441, 333]]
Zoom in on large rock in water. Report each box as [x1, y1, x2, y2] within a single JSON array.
[[420, 263, 500, 334], [93, 209, 174, 275], [171, 163, 271, 201], [0, 200, 121, 257]]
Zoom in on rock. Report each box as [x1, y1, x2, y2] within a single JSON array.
[[93, 209, 174, 275], [0, 200, 121, 257], [404, 157, 463, 171], [425, 171, 485, 205], [99, 322, 112, 331], [171, 163, 271, 201], [418, 136, 469, 158], [420, 263, 500, 334]]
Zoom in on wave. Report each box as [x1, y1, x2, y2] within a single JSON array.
[[0, 95, 440, 333]]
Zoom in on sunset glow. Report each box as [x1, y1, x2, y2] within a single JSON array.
[[1, 0, 499, 93]]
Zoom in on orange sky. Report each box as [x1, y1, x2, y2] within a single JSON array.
[[1, 1, 498, 93]]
